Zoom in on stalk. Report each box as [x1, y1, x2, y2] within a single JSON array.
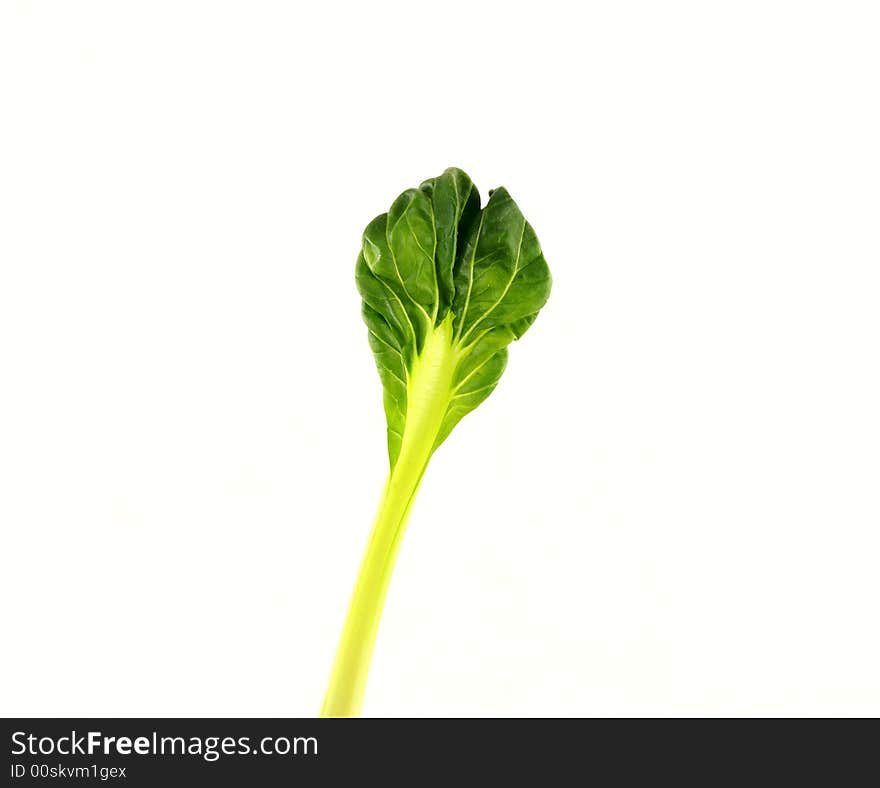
[[321, 316, 458, 717], [319, 454, 428, 716]]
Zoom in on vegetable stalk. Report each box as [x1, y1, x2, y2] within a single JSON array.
[[321, 168, 550, 716], [321, 318, 457, 717]]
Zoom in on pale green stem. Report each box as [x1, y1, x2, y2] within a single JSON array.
[[321, 316, 458, 717], [319, 453, 428, 717]]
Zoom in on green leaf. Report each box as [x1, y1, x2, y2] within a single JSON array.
[[355, 168, 551, 467], [420, 168, 480, 320]]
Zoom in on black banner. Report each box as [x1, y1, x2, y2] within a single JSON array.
[[2, 717, 875, 784]]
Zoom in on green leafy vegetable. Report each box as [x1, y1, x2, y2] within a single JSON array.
[[321, 168, 551, 717]]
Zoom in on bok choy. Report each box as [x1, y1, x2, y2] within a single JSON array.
[[321, 168, 552, 717]]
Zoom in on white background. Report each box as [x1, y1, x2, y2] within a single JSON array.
[[1, 2, 878, 717]]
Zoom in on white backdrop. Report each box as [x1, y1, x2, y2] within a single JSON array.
[[1, 1, 878, 717]]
